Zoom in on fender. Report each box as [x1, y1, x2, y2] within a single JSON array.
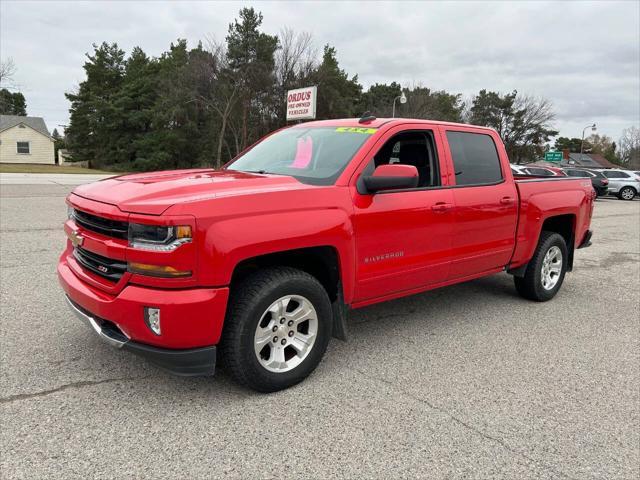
[[199, 207, 356, 304], [509, 186, 589, 269]]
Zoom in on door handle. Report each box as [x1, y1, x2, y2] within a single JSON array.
[[431, 202, 452, 212], [500, 197, 515, 205]]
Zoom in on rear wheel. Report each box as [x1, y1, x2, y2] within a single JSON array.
[[220, 267, 332, 392], [514, 232, 568, 302], [618, 186, 636, 201]]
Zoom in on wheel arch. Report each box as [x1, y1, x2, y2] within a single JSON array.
[[229, 246, 349, 341], [509, 213, 576, 277]]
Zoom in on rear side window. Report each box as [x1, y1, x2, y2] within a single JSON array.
[[566, 169, 591, 178], [525, 167, 553, 176], [446, 131, 502, 186], [604, 171, 630, 178]]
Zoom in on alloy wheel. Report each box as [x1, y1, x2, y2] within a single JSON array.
[[253, 295, 318, 373], [541, 246, 562, 290]]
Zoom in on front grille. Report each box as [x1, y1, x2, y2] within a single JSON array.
[[73, 246, 127, 283], [73, 209, 128, 239]]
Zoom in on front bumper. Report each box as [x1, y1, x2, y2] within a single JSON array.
[[58, 254, 229, 375], [66, 296, 217, 376]]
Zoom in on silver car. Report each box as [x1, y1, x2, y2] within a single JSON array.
[[599, 169, 640, 200]]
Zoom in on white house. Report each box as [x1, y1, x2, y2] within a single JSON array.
[[0, 115, 55, 164]]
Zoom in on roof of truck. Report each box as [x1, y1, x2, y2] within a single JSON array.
[[295, 117, 497, 132]]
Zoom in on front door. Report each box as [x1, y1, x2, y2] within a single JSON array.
[[351, 127, 455, 303]]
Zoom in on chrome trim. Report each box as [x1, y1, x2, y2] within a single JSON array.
[[65, 296, 128, 349]]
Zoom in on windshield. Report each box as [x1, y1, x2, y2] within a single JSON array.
[[226, 127, 376, 185]]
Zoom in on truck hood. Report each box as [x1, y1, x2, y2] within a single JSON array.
[[72, 169, 310, 215]]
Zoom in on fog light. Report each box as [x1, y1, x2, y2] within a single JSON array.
[[144, 307, 161, 335]]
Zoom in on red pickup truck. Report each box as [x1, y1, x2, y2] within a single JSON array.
[[58, 118, 594, 392]]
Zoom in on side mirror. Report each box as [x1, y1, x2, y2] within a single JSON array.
[[361, 164, 419, 193]]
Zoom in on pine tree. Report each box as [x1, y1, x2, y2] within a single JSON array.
[[65, 42, 126, 167], [0, 89, 27, 115], [311, 45, 361, 119]]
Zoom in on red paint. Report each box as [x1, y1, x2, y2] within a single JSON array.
[[372, 164, 418, 178], [59, 118, 593, 351]]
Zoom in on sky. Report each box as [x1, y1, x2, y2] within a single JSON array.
[[1, 0, 639, 143]]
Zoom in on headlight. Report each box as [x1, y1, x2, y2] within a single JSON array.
[[128, 223, 192, 251], [67, 205, 75, 220]]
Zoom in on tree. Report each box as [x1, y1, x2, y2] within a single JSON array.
[[225, 8, 279, 149], [274, 27, 317, 125], [618, 126, 640, 169], [0, 58, 27, 115], [585, 133, 617, 164], [0, 58, 16, 86], [65, 42, 126, 167], [357, 82, 403, 117], [554, 137, 586, 153], [468, 90, 558, 163], [0, 88, 26, 115], [51, 128, 66, 163], [310, 45, 361, 119], [140, 40, 210, 171], [400, 85, 464, 122]]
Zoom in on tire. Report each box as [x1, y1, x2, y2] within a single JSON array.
[[220, 267, 332, 392], [514, 232, 568, 302], [618, 186, 636, 201]]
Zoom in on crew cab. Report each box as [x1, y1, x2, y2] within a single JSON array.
[[58, 118, 595, 392]]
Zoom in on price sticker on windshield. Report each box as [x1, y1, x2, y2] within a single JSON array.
[[335, 127, 377, 134]]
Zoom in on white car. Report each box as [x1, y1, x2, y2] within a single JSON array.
[[597, 169, 640, 200], [510, 164, 526, 176]]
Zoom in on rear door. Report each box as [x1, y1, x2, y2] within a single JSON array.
[[351, 124, 455, 302], [602, 170, 632, 192], [441, 127, 519, 279]]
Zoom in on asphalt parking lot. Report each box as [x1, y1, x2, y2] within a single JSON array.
[[1, 178, 638, 479]]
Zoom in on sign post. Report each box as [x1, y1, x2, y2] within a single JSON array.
[[286, 86, 317, 121], [544, 151, 563, 163]]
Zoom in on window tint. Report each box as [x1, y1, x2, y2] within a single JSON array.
[[604, 170, 630, 178], [17, 142, 29, 154], [446, 131, 502, 185], [525, 167, 553, 176], [372, 131, 439, 187], [566, 169, 591, 178]]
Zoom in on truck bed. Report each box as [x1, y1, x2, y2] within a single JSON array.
[[509, 176, 595, 269]]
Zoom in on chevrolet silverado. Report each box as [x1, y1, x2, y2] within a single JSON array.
[[59, 118, 594, 392]]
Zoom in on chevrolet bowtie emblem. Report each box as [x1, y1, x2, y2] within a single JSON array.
[[67, 229, 84, 247]]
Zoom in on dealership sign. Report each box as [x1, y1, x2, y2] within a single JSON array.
[[286, 86, 317, 121]]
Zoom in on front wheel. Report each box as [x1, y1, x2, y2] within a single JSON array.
[[220, 267, 332, 392], [514, 232, 568, 302], [618, 186, 636, 201]]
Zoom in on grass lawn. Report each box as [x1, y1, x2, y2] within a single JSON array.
[[0, 163, 118, 174]]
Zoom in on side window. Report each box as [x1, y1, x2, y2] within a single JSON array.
[[525, 167, 552, 176], [371, 131, 440, 188], [604, 171, 628, 178], [567, 170, 587, 177], [446, 131, 502, 186]]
